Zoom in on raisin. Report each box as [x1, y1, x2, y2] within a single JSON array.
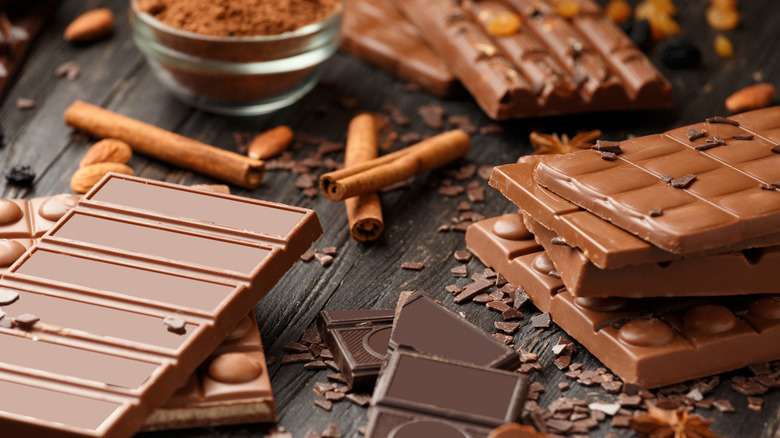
[[555, 0, 581, 19], [605, 0, 632, 24], [5, 165, 35, 186], [658, 36, 702, 69], [486, 11, 522, 37], [706, 6, 740, 30], [621, 19, 652, 52], [714, 34, 734, 58]]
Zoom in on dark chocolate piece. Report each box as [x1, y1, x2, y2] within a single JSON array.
[[365, 348, 529, 437], [534, 107, 780, 254], [316, 309, 395, 389]]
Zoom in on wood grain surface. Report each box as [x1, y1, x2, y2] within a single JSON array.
[[1, 0, 779, 437]]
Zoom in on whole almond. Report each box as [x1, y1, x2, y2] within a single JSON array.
[[70, 162, 133, 194], [725, 83, 776, 113], [79, 139, 133, 168], [64, 8, 114, 42]]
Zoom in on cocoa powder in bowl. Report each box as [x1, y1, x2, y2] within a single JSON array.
[[130, 0, 342, 114]]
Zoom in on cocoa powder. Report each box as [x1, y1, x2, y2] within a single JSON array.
[[137, 0, 340, 37]]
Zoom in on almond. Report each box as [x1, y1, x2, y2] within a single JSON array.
[[725, 83, 776, 114], [79, 139, 133, 168], [70, 162, 134, 194], [64, 8, 114, 42]]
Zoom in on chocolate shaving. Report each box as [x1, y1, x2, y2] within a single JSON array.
[[731, 134, 754, 141], [401, 261, 425, 271], [670, 174, 697, 188], [694, 135, 726, 151], [706, 116, 739, 126], [686, 128, 707, 141]]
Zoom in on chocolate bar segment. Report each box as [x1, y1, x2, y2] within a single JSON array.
[[0, 173, 321, 437], [317, 309, 395, 389], [467, 215, 780, 388], [534, 107, 780, 254], [394, 0, 672, 119], [366, 348, 529, 436], [342, 0, 457, 96], [390, 290, 519, 369], [143, 313, 276, 431], [526, 213, 780, 298]]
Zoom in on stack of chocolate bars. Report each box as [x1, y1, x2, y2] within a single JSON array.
[[467, 107, 780, 389], [0, 173, 322, 436], [344, 0, 674, 118], [317, 290, 530, 436]]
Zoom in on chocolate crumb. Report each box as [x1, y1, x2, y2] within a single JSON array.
[[300, 249, 317, 262], [514, 286, 529, 309], [477, 165, 493, 180], [480, 123, 505, 135], [558, 382, 570, 391], [346, 393, 372, 407], [451, 265, 468, 277], [502, 309, 521, 322], [686, 128, 707, 141], [302, 187, 319, 198], [0, 290, 19, 306], [322, 423, 341, 438], [456, 201, 471, 211], [438, 185, 465, 196], [13, 313, 39, 329], [400, 132, 422, 144], [706, 116, 739, 126], [454, 250, 472, 262], [301, 328, 321, 344], [660, 174, 674, 184], [417, 104, 446, 130], [601, 151, 618, 161], [321, 247, 338, 256], [16, 98, 35, 109], [384, 104, 410, 126], [448, 115, 478, 134], [314, 400, 333, 411], [163, 317, 186, 334], [324, 391, 346, 402], [55, 61, 81, 80], [593, 140, 622, 153], [319, 349, 334, 360], [531, 312, 552, 328], [444, 284, 461, 295], [713, 399, 735, 413], [401, 261, 425, 271], [491, 333, 514, 345], [303, 361, 327, 370], [731, 134, 754, 141], [649, 208, 664, 217], [495, 321, 521, 334], [314, 253, 334, 267], [670, 174, 697, 188]]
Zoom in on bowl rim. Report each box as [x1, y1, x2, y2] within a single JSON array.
[[130, 0, 343, 43]]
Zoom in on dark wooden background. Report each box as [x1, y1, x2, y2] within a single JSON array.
[[2, 0, 779, 437]]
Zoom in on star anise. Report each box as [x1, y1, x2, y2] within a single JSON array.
[[529, 129, 601, 154], [631, 406, 722, 438]]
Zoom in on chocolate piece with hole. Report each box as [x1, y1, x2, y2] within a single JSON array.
[[316, 309, 395, 389], [365, 348, 529, 437]]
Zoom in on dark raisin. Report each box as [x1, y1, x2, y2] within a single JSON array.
[[658, 36, 702, 69], [622, 19, 652, 52], [5, 165, 35, 186]]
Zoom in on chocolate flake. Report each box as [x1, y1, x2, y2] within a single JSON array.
[[731, 134, 754, 141], [592, 140, 622, 153], [660, 174, 674, 184], [438, 185, 465, 196], [314, 253, 334, 267], [670, 174, 697, 188], [514, 286, 529, 309], [649, 208, 664, 217], [16, 98, 35, 109], [321, 246, 338, 256], [401, 261, 425, 271], [303, 360, 327, 370], [163, 317, 186, 334], [601, 151, 618, 161], [314, 399, 333, 411], [417, 104, 446, 130], [322, 423, 341, 438], [494, 321, 521, 334], [480, 123, 505, 135], [324, 391, 346, 402], [502, 308, 523, 320], [283, 342, 309, 353], [302, 328, 322, 344], [772, 145, 780, 154], [282, 353, 315, 365], [713, 399, 735, 413], [451, 265, 468, 277], [454, 250, 472, 262], [0, 289, 19, 305], [55, 61, 81, 80], [13, 313, 40, 329], [706, 116, 739, 126], [531, 312, 552, 328], [686, 128, 707, 141], [346, 393, 372, 407], [491, 333, 513, 345], [760, 183, 775, 191]]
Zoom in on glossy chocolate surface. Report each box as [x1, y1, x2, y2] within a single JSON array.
[[467, 215, 780, 388], [0, 173, 321, 437], [535, 107, 780, 254], [395, 0, 672, 120]]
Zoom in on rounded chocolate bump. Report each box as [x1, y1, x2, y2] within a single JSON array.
[[38, 194, 80, 222], [208, 352, 263, 384], [574, 297, 629, 312], [532, 253, 555, 275], [748, 296, 780, 320], [0, 239, 25, 267], [225, 315, 254, 341], [683, 305, 736, 334], [491, 215, 531, 240], [618, 319, 675, 348], [0, 200, 23, 226], [390, 420, 468, 438], [363, 326, 392, 358]]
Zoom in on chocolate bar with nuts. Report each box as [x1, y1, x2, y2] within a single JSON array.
[[394, 0, 673, 119]]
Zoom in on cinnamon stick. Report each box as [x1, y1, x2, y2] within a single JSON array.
[[64, 100, 265, 188], [248, 125, 294, 159], [319, 130, 471, 201], [345, 113, 384, 242]]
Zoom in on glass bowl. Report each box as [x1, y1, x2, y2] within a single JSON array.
[[129, 0, 342, 116]]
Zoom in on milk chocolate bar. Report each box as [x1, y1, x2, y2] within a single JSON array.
[[394, 0, 673, 119], [390, 290, 520, 369], [342, 0, 457, 96], [365, 348, 529, 437], [534, 107, 780, 254], [490, 157, 780, 269], [467, 215, 780, 388], [0, 173, 321, 437], [143, 313, 276, 431], [316, 309, 395, 389], [526, 213, 780, 298]]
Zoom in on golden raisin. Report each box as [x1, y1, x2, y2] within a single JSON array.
[[648, 13, 681, 41], [649, 0, 677, 16], [706, 6, 740, 30], [555, 0, 581, 19], [486, 11, 522, 37], [605, 0, 632, 24], [714, 34, 734, 58], [711, 0, 737, 9], [635, 2, 660, 21]]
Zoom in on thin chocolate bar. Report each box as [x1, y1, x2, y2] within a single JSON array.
[[526, 213, 780, 298], [316, 309, 395, 389], [490, 157, 780, 269], [365, 348, 529, 437], [467, 215, 780, 388], [534, 107, 780, 254], [389, 290, 520, 369], [0, 173, 321, 437], [394, 0, 672, 119], [342, 0, 457, 96], [143, 313, 276, 431]]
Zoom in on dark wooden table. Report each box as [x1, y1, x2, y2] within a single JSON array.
[[2, 1, 779, 437]]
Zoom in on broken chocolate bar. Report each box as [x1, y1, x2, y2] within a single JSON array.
[[365, 348, 529, 437], [534, 107, 780, 254], [467, 215, 780, 388], [0, 173, 321, 437]]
